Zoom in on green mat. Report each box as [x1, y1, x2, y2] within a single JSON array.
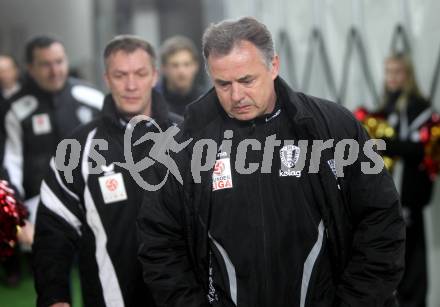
[[0, 257, 82, 307]]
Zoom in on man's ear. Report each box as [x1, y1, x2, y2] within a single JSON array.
[[270, 54, 280, 80]]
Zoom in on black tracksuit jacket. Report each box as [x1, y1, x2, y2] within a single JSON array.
[[33, 92, 179, 307], [137, 78, 406, 307], [381, 93, 434, 210], [2, 77, 103, 200]]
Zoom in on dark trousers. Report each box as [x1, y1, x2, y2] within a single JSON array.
[[397, 209, 427, 307], [1, 247, 21, 286]]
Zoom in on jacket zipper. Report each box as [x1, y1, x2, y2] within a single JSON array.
[[257, 156, 268, 306]]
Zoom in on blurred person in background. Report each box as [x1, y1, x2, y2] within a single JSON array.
[[0, 54, 21, 103], [0, 54, 23, 286], [2, 35, 104, 248], [156, 35, 204, 116], [0, 54, 20, 172], [0, 54, 21, 184], [0, 54, 20, 178], [378, 53, 434, 307]]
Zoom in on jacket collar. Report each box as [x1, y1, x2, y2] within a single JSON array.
[[183, 77, 314, 135], [101, 89, 171, 130], [24, 74, 70, 98]]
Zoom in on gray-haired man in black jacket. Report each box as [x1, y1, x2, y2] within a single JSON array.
[[138, 17, 405, 307]]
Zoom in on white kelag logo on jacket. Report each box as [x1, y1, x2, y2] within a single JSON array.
[[279, 144, 301, 177]]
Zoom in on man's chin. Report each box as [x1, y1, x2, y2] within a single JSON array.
[[119, 106, 154, 120], [232, 112, 257, 121], [173, 82, 193, 94], [41, 83, 65, 93], [119, 109, 143, 119]]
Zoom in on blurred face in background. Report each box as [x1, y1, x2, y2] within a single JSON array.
[[385, 58, 407, 93], [28, 42, 69, 92], [162, 49, 199, 94], [105, 49, 158, 118], [0, 56, 19, 90]]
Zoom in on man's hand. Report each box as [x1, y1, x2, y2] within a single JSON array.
[[17, 220, 34, 246], [49, 303, 70, 307]]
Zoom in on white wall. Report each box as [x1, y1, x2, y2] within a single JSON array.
[[0, 0, 95, 81], [213, 0, 440, 306], [132, 9, 161, 55], [219, 0, 440, 105]]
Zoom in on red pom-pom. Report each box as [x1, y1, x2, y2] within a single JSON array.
[[419, 126, 430, 143], [354, 107, 369, 122], [0, 181, 28, 260]]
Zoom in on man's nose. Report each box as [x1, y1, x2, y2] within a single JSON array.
[[231, 83, 244, 103], [48, 63, 58, 77], [125, 75, 137, 91]]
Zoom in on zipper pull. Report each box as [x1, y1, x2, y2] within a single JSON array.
[[249, 120, 256, 134]]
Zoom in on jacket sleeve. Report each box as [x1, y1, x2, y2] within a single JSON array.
[[33, 157, 83, 307], [2, 106, 25, 197], [137, 163, 210, 307], [335, 119, 406, 306], [0, 106, 6, 180], [383, 137, 425, 161], [0, 124, 9, 181]]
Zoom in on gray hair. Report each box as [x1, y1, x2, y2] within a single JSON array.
[[202, 17, 275, 67], [104, 35, 156, 69]]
